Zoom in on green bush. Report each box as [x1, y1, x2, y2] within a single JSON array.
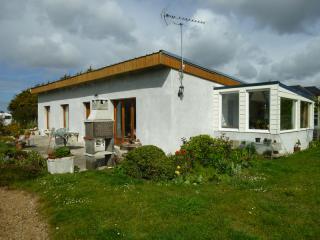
[[176, 135, 257, 178], [0, 147, 47, 186], [121, 145, 175, 181], [181, 135, 232, 167], [50, 146, 71, 158], [174, 164, 220, 185], [181, 135, 216, 163], [309, 140, 320, 149]]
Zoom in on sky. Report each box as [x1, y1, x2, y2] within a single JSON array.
[[0, 0, 320, 111]]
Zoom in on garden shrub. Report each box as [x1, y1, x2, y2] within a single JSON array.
[[181, 135, 216, 164], [49, 146, 71, 158], [0, 142, 47, 186], [181, 134, 232, 167], [176, 135, 257, 179], [309, 140, 320, 149], [174, 164, 221, 185], [121, 145, 175, 181]]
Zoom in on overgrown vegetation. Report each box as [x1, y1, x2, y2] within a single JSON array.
[[120, 135, 257, 184], [8, 89, 38, 128], [0, 121, 23, 137], [0, 142, 47, 186]]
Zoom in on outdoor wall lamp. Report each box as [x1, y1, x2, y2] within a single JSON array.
[[178, 85, 184, 99]]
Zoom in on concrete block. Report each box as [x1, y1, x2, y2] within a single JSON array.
[[47, 156, 74, 174]]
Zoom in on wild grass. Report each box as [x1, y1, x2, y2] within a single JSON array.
[[12, 147, 320, 239]]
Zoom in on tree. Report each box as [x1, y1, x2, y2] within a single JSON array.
[[8, 89, 38, 128]]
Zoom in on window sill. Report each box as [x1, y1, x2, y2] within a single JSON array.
[[280, 129, 299, 133], [246, 129, 270, 134], [219, 128, 239, 132], [280, 128, 313, 133]]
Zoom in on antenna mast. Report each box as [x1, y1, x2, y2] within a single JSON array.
[[161, 10, 205, 98]]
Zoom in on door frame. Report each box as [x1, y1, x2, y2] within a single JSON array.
[[112, 98, 136, 145]]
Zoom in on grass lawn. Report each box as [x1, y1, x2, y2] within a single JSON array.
[[14, 148, 320, 240]]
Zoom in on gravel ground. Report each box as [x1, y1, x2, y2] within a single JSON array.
[[0, 188, 49, 240]]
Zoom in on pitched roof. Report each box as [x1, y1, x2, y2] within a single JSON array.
[[30, 50, 242, 94], [305, 86, 320, 96], [289, 85, 314, 99]]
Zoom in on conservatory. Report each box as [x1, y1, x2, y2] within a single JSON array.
[[213, 81, 314, 155]]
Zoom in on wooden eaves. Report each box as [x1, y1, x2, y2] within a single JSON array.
[[30, 50, 241, 94]]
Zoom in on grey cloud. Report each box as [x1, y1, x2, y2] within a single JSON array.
[[202, 0, 320, 34], [237, 61, 257, 79], [271, 38, 320, 80], [0, 0, 28, 20], [184, 10, 241, 68], [41, 0, 136, 42], [16, 34, 82, 69]]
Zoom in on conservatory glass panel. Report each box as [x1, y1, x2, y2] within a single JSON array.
[[249, 90, 270, 130], [280, 98, 296, 130], [221, 93, 239, 128], [300, 101, 310, 128]]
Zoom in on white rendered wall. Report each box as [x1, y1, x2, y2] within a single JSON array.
[[38, 68, 221, 153], [169, 69, 222, 152]]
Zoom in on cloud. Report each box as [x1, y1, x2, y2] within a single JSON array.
[[202, 0, 320, 34], [41, 0, 136, 42], [183, 9, 242, 68], [271, 37, 320, 80], [237, 61, 257, 79], [16, 34, 81, 69]]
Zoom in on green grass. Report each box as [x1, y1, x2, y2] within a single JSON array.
[[13, 148, 320, 239]]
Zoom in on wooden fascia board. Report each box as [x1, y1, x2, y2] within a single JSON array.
[[31, 52, 162, 94], [31, 51, 240, 94], [159, 53, 240, 86]]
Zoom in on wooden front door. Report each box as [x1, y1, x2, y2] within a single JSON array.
[[113, 98, 136, 145]]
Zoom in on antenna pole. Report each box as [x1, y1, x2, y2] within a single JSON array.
[[161, 10, 205, 99], [180, 23, 183, 83]]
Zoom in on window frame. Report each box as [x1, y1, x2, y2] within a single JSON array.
[[280, 97, 297, 132], [219, 91, 240, 131], [246, 89, 270, 133], [61, 104, 69, 129], [44, 106, 50, 130], [300, 101, 311, 129]]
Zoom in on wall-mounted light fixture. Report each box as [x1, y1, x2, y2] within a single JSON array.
[[178, 85, 184, 99]]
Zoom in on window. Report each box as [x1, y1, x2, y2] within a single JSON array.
[[280, 98, 296, 130], [221, 93, 239, 128], [84, 102, 91, 119], [300, 101, 310, 128], [44, 106, 50, 129], [113, 98, 136, 145], [249, 90, 270, 130], [61, 104, 69, 129]]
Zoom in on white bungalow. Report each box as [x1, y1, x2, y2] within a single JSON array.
[[31, 51, 314, 154]]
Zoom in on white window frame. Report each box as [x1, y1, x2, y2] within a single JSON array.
[[279, 97, 298, 133], [246, 89, 270, 133], [219, 91, 240, 132], [300, 100, 312, 130]]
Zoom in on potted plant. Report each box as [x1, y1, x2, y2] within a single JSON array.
[[294, 140, 301, 152], [47, 146, 74, 174]]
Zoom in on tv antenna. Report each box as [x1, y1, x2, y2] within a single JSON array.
[[161, 9, 205, 99]]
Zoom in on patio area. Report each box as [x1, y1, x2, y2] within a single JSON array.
[[26, 135, 87, 171]]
